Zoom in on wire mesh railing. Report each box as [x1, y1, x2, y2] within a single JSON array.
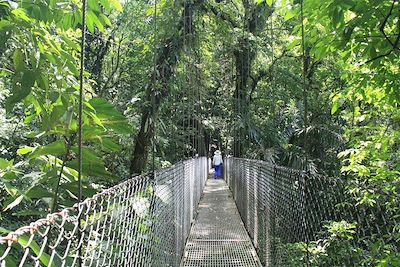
[[0, 157, 208, 267], [224, 157, 398, 267]]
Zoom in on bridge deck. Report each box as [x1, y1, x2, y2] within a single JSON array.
[[180, 179, 261, 267]]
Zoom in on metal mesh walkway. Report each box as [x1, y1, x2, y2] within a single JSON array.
[[181, 179, 261, 267]]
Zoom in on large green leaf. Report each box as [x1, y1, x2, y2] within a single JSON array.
[[88, 98, 131, 134], [66, 159, 115, 180], [17, 147, 34, 155], [29, 140, 67, 159], [6, 70, 36, 110], [87, 10, 104, 32], [17, 235, 55, 267], [25, 187, 53, 199], [109, 0, 123, 12], [3, 195, 24, 211], [12, 49, 24, 72], [82, 125, 106, 140], [99, 138, 121, 152], [66, 147, 116, 178], [86, 10, 95, 33], [71, 146, 104, 164], [0, 158, 13, 169], [62, 182, 98, 198]]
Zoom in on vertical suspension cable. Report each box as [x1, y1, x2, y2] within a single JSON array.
[[270, 12, 275, 116], [152, 0, 157, 175], [238, 13, 245, 158], [231, 56, 234, 156], [246, 8, 251, 159], [173, 0, 179, 162], [196, 53, 200, 157], [189, 3, 195, 158], [146, 3, 158, 264], [77, 0, 87, 265], [183, 0, 187, 158], [183, 2, 187, 160], [301, 0, 308, 162], [300, 1, 310, 266]]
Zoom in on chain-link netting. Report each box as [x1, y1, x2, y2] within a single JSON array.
[[0, 157, 208, 267], [224, 157, 398, 267]]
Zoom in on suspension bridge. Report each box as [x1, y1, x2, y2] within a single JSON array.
[[0, 156, 351, 266], [0, 0, 395, 265]]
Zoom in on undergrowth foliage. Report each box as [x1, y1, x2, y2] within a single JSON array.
[[0, 0, 126, 231]]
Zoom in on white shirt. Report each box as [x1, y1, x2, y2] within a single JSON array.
[[213, 154, 223, 165]]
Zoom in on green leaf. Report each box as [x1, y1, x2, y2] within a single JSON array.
[[29, 140, 67, 159], [99, 14, 112, 27], [25, 187, 53, 199], [49, 105, 67, 129], [0, 158, 13, 169], [109, 0, 123, 12], [0, 227, 10, 235], [17, 147, 34, 155], [0, 20, 12, 48], [69, 146, 118, 178], [100, 138, 121, 152], [266, 0, 273, 6], [0, 68, 13, 76], [86, 11, 95, 33], [88, 98, 130, 134], [332, 8, 344, 28], [66, 159, 115, 180], [71, 146, 104, 164], [17, 235, 54, 267], [92, 137, 121, 152], [1, 171, 18, 181], [62, 183, 98, 198], [12, 49, 24, 72], [284, 10, 295, 21], [3, 195, 24, 211], [82, 125, 106, 140], [87, 10, 104, 32], [88, 0, 101, 12], [11, 8, 31, 22], [2, 255, 17, 267], [331, 101, 340, 114], [6, 70, 36, 110], [331, 94, 342, 114], [287, 38, 300, 50]]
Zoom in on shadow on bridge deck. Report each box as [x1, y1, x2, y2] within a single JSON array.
[[180, 178, 261, 266]]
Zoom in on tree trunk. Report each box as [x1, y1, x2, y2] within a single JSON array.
[[232, 1, 271, 157], [130, 0, 202, 175]]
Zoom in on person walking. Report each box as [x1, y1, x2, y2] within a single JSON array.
[[213, 150, 223, 178]]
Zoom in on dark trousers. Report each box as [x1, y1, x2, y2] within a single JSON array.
[[214, 164, 222, 178]]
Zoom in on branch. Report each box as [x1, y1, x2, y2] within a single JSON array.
[[379, 0, 399, 49], [364, 49, 394, 64], [203, 3, 239, 28]]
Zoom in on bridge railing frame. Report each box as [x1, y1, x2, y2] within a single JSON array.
[[0, 157, 208, 267], [224, 157, 351, 266]]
